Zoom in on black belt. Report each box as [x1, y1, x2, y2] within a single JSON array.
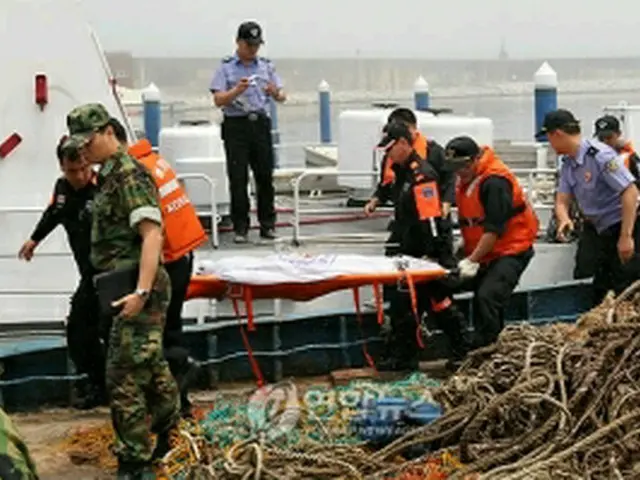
[[224, 112, 266, 122]]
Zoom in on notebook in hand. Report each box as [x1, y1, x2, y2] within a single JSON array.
[[93, 265, 139, 317]]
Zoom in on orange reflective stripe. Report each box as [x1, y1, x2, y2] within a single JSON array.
[[413, 181, 442, 220], [430, 297, 452, 313]]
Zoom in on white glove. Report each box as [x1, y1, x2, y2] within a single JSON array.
[[458, 258, 480, 278]]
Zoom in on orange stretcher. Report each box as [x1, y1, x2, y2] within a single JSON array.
[[185, 266, 449, 386]]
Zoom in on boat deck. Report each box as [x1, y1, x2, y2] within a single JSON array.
[[0, 186, 588, 411]]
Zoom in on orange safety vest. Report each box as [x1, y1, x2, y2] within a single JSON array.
[[128, 139, 208, 263], [382, 131, 428, 186], [456, 147, 539, 264], [620, 141, 635, 168]]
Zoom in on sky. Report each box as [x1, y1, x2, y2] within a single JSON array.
[[74, 0, 640, 59]]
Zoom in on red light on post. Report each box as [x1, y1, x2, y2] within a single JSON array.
[[0, 133, 22, 159], [35, 74, 48, 110]]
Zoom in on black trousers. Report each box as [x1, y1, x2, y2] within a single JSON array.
[[67, 276, 107, 391], [458, 248, 534, 349], [574, 221, 599, 280], [592, 219, 640, 306], [387, 278, 469, 361], [221, 115, 276, 234], [386, 227, 469, 361], [163, 253, 193, 373]]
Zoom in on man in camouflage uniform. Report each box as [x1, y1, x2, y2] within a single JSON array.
[[65, 103, 180, 479], [0, 408, 38, 479]]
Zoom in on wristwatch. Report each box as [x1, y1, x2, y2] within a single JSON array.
[[135, 288, 150, 299]]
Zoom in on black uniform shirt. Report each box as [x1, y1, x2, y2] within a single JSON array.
[[31, 177, 97, 278], [393, 151, 454, 262], [478, 176, 513, 236]]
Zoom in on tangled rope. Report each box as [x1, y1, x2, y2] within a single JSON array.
[[61, 281, 640, 478], [374, 280, 640, 479]]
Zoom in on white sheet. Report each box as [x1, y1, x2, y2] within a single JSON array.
[[195, 253, 444, 285]]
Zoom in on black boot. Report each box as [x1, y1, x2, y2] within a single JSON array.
[[72, 380, 107, 410], [151, 430, 172, 462], [117, 460, 155, 479]]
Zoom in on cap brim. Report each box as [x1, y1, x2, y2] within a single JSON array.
[[67, 133, 93, 148], [444, 157, 474, 172], [245, 38, 264, 45], [377, 136, 396, 150], [535, 129, 548, 140]]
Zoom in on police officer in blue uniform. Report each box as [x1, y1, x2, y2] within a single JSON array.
[[542, 109, 640, 304], [209, 21, 286, 243]]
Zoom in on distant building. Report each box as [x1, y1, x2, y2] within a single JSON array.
[[105, 51, 135, 88]]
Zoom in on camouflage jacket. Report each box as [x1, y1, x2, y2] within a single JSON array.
[[91, 148, 163, 272]]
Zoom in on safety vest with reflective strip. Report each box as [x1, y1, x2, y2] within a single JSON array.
[[129, 139, 208, 263]]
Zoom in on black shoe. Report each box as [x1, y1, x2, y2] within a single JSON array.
[[151, 430, 173, 462], [234, 232, 248, 244], [180, 392, 194, 419], [377, 355, 419, 373], [260, 228, 276, 240]]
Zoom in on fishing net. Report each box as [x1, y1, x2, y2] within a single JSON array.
[[61, 373, 443, 478]]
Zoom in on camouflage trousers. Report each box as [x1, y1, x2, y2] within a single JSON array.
[[0, 409, 38, 479], [106, 267, 180, 463]]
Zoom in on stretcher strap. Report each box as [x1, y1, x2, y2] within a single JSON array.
[[372, 282, 384, 325], [403, 272, 425, 349], [231, 292, 264, 388], [352, 287, 377, 371]]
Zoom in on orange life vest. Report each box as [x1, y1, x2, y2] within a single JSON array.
[[456, 147, 539, 263], [382, 131, 428, 186], [128, 139, 208, 263], [620, 141, 635, 168]]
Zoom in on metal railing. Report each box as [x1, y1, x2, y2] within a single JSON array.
[[176, 172, 219, 248], [289, 167, 559, 244]]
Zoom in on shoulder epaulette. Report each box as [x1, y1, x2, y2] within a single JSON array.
[[258, 56, 271, 63], [586, 145, 599, 157], [222, 56, 233, 63]]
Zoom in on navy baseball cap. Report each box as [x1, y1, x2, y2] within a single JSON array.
[[377, 122, 412, 150], [444, 136, 481, 171], [237, 21, 264, 45], [594, 115, 621, 139], [536, 109, 580, 139]]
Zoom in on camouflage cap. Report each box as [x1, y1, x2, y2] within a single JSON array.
[[66, 103, 111, 146]]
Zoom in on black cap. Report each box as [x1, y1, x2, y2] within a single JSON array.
[[237, 21, 264, 45], [536, 109, 580, 139], [443, 136, 481, 171], [594, 115, 621, 139], [377, 122, 412, 149]]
